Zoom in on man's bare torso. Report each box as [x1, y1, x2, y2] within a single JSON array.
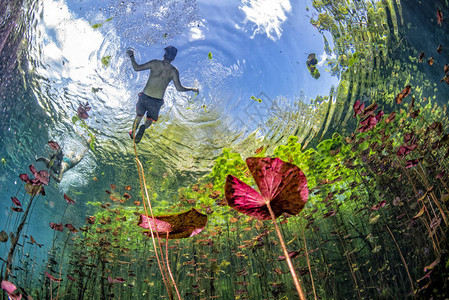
[[142, 59, 175, 99]]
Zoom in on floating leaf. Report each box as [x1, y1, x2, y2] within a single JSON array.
[[101, 55, 111, 67], [255, 146, 264, 154], [405, 158, 420, 168], [371, 200, 386, 210], [24, 183, 45, 196], [77, 102, 91, 120], [0, 231, 8, 243], [45, 271, 63, 282], [353, 100, 365, 117], [49, 223, 63, 231], [86, 216, 96, 224], [1, 280, 21, 300], [369, 213, 380, 224], [64, 194, 75, 205], [424, 256, 440, 272], [412, 206, 426, 220], [385, 112, 397, 123], [138, 208, 208, 239], [48, 141, 61, 151], [419, 52, 425, 63], [65, 224, 79, 233], [225, 157, 308, 220], [11, 197, 21, 207], [395, 85, 411, 104], [278, 250, 300, 261], [323, 210, 337, 218], [437, 9, 443, 26]]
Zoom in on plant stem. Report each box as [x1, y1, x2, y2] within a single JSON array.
[[301, 219, 317, 300], [385, 225, 415, 298], [265, 201, 306, 300], [3, 191, 40, 281], [165, 233, 182, 300]]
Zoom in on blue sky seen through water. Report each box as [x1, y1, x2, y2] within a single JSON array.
[[1, 0, 340, 237], [34, 0, 339, 128]]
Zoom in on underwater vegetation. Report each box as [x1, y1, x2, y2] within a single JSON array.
[[2, 0, 449, 299], [2, 80, 449, 299]]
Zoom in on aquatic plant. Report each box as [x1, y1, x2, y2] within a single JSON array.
[[225, 157, 308, 299]]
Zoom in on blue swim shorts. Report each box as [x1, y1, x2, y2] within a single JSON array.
[[136, 92, 164, 122]]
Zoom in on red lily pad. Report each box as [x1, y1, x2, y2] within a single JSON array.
[[77, 102, 91, 120], [108, 277, 126, 283], [371, 200, 386, 210], [64, 194, 75, 205], [138, 208, 207, 239], [278, 250, 301, 261], [11, 197, 21, 207], [65, 224, 79, 233], [19, 174, 30, 183], [353, 100, 365, 117], [28, 165, 49, 185], [49, 223, 63, 231], [225, 157, 308, 220], [405, 158, 420, 168], [44, 271, 63, 282], [48, 141, 61, 151]]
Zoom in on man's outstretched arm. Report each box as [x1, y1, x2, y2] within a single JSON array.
[[172, 68, 199, 93], [127, 50, 155, 71]]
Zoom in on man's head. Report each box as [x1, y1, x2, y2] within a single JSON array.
[[163, 46, 178, 62]]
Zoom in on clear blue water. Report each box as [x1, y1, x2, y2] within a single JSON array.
[[2, 0, 449, 298]]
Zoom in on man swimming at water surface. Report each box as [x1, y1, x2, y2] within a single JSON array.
[[36, 136, 92, 183], [127, 46, 199, 143]]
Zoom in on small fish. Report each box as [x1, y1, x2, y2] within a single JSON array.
[[437, 45, 443, 53]]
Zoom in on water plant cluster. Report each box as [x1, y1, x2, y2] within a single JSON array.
[[2, 81, 448, 299]]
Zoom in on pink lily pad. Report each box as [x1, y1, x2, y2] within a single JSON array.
[[1, 280, 21, 300], [138, 208, 207, 239], [225, 157, 308, 220]]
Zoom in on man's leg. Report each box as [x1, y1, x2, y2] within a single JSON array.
[[130, 115, 143, 138], [36, 156, 51, 168], [135, 118, 154, 143], [143, 118, 153, 129]]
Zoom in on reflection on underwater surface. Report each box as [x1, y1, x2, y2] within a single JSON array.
[[1, 0, 449, 298]]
